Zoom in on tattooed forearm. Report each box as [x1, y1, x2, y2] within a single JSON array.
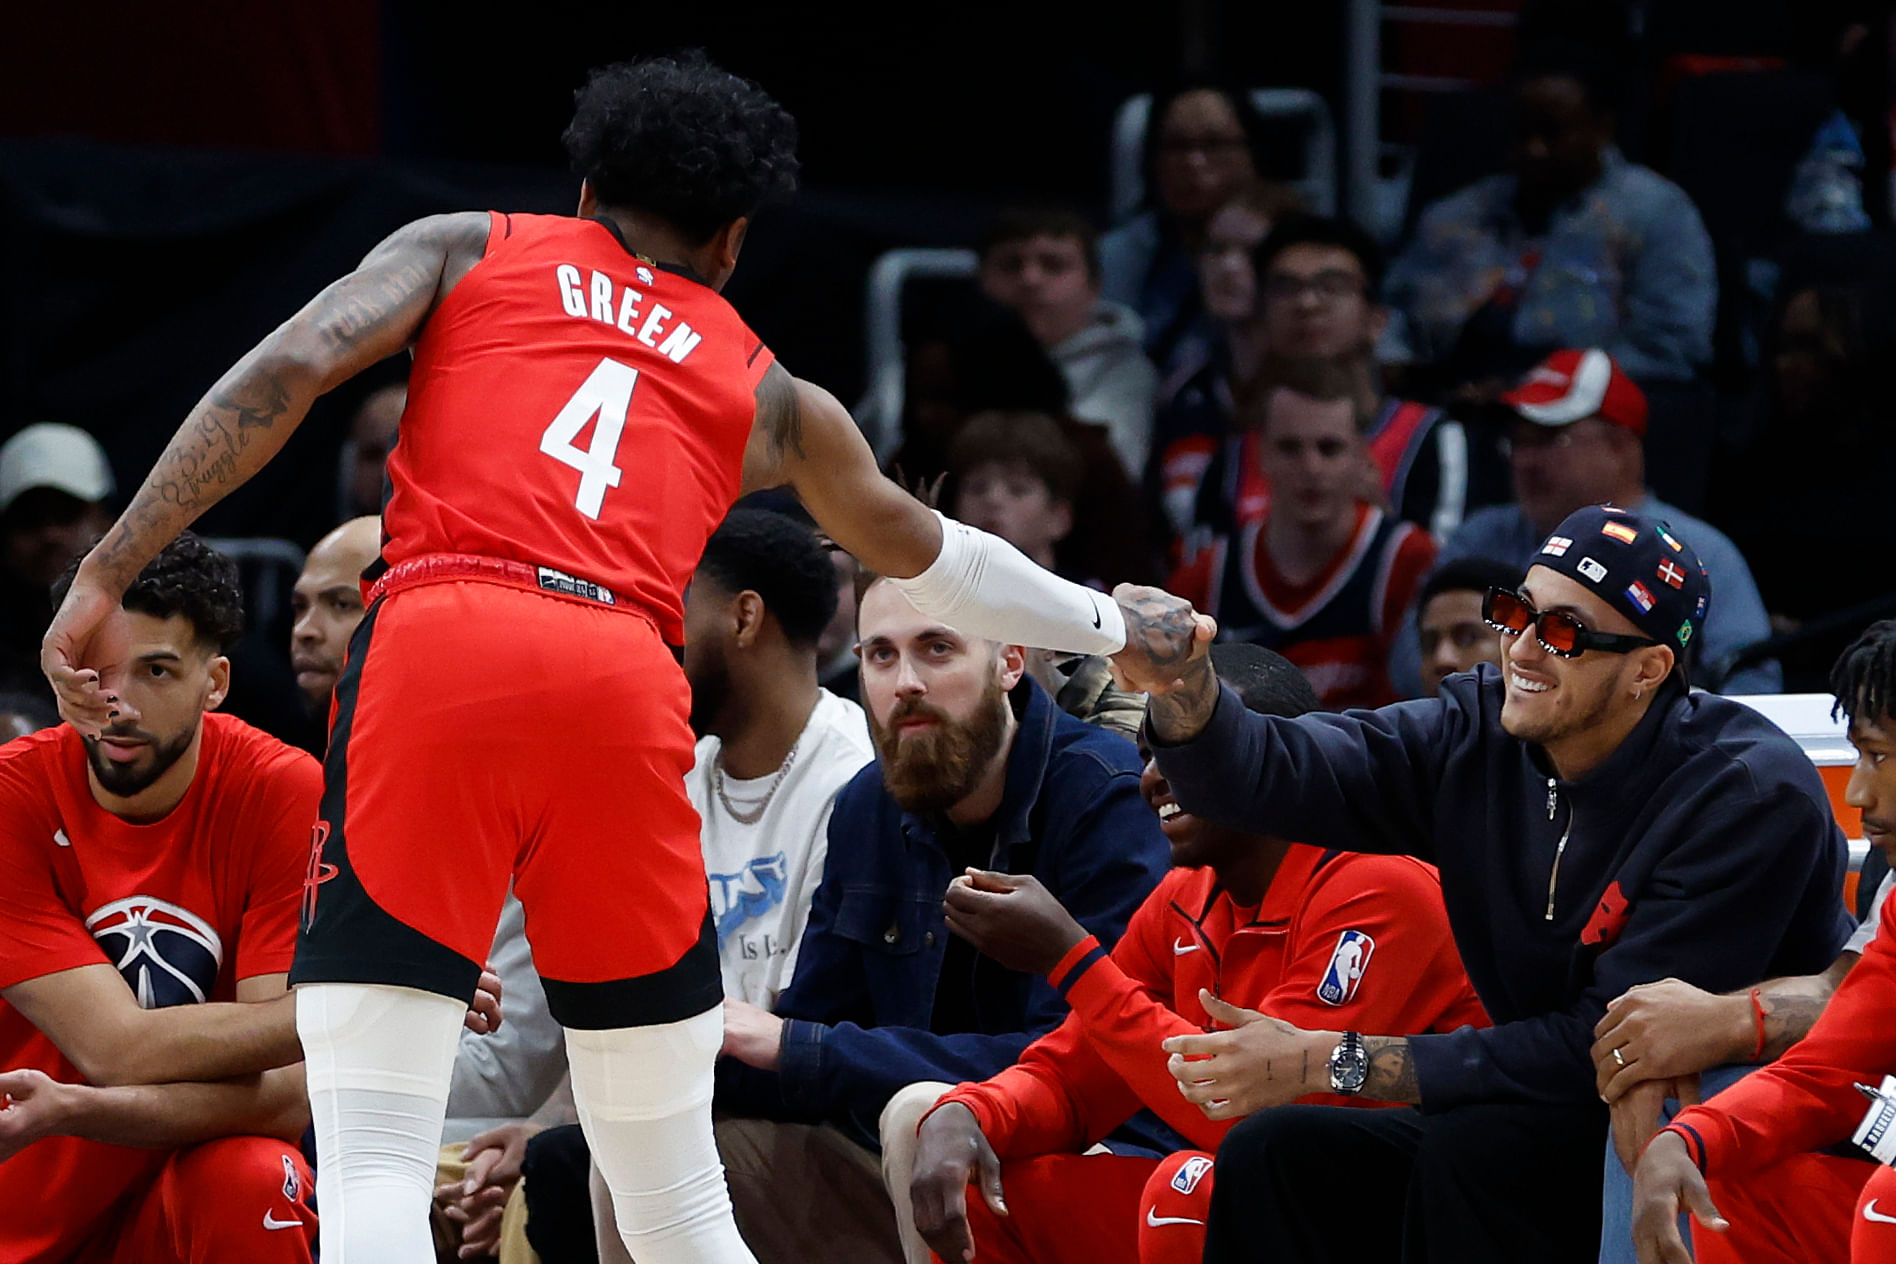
[[1361, 1036, 1422, 1104], [1756, 993, 1830, 1062]]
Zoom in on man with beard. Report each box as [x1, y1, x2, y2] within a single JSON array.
[[901, 642, 1486, 1264], [0, 533, 325, 1261], [1107, 505, 1851, 1264], [286, 516, 379, 750], [711, 575, 1169, 1264]]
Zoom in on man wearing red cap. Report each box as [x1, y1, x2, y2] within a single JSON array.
[[1437, 348, 1777, 693]]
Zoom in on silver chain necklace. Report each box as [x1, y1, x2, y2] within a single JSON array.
[[713, 737, 802, 826]]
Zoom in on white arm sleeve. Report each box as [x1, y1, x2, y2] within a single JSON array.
[[884, 512, 1127, 654]]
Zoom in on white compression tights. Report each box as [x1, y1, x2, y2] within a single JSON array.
[[566, 1006, 758, 1264], [297, 983, 465, 1263]]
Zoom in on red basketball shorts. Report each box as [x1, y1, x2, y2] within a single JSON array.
[[289, 569, 720, 1029]]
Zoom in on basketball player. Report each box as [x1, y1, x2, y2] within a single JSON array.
[[40, 54, 1184, 1264]]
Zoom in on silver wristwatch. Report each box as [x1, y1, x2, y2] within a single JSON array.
[[1328, 1031, 1369, 1095]]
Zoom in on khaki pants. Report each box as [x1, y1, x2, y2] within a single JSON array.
[[590, 1097, 955, 1264], [433, 1143, 537, 1264]]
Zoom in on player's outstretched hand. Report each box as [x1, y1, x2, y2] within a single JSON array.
[[1107, 585, 1215, 698], [1162, 992, 1317, 1119], [942, 869, 1087, 976], [41, 575, 125, 737], [911, 1100, 1006, 1264], [464, 967, 504, 1035], [0, 1068, 72, 1162], [1631, 1130, 1727, 1264]]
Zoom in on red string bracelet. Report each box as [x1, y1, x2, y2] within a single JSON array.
[[1749, 987, 1768, 1060]]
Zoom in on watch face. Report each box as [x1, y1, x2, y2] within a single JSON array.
[[1329, 1036, 1369, 1093]]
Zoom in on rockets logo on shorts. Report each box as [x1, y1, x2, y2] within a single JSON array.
[[1171, 1155, 1214, 1196], [1317, 929, 1375, 1006], [85, 896, 224, 1009]]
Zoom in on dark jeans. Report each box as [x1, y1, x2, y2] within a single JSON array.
[[1205, 1101, 1608, 1264]]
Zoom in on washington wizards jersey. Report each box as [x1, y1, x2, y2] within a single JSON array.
[[0, 713, 318, 1260], [1172, 502, 1435, 709], [385, 212, 777, 645]]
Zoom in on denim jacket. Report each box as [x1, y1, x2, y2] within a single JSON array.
[[715, 677, 1169, 1136], [1386, 148, 1715, 383]]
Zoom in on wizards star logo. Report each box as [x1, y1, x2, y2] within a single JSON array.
[[85, 896, 224, 1009]]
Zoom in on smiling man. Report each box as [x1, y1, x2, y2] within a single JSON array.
[[1631, 620, 1896, 1264], [902, 642, 1483, 1264], [287, 516, 379, 719], [1131, 504, 1852, 1264]]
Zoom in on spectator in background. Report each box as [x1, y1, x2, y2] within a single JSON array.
[[1100, 84, 1266, 370], [976, 209, 1158, 476], [1150, 181, 1301, 534], [1170, 370, 1435, 710], [1384, 42, 1715, 397], [0, 691, 58, 742], [339, 380, 405, 519], [0, 424, 114, 699], [1165, 215, 1469, 544], [1439, 349, 1778, 693], [288, 516, 380, 723], [708, 576, 1168, 1264], [1416, 557, 1520, 696], [896, 298, 1163, 586], [814, 539, 863, 705], [947, 411, 1082, 582]]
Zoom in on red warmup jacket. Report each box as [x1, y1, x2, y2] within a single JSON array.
[[1667, 892, 1896, 1178], [938, 846, 1490, 1158]]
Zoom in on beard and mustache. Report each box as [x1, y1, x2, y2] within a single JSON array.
[[867, 670, 1012, 814], [83, 721, 197, 798]]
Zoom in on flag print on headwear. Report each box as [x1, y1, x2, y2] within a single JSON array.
[[1600, 521, 1639, 545], [1656, 560, 1686, 590], [1625, 582, 1656, 614], [1540, 536, 1573, 558]]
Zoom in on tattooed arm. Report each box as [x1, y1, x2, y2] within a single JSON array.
[[1360, 1036, 1423, 1103], [43, 212, 489, 728], [1112, 585, 1219, 741]]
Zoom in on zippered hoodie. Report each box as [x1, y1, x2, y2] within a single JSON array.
[[1154, 662, 1853, 1111]]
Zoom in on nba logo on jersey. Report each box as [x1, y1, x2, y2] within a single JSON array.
[[1317, 929, 1375, 1006], [85, 896, 224, 1009], [1171, 1155, 1214, 1196]]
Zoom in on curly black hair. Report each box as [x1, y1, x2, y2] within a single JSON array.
[[52, 532, 245, 655], [1210, 642, 1321, 720], [563, 52, 800, 245], [696, 508, 838, 649], [1832, 619, 1896, 728]]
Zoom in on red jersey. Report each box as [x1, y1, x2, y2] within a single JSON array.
[[0, 714, 321, 1263], [1666, 890, 1896, 1181], [387, 212, 776, 644], [940, 847, 1488, 1159]]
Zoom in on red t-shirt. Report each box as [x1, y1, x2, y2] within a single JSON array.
[[0, 713, 320, 1262], [942, 848, 1489, 1158], [387, 212, 777, 644]]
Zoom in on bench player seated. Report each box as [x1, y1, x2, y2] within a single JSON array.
[[905, 643, 1488, 1264], [0, 535, 496, 1264]]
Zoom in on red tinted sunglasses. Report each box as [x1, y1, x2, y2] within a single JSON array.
[[1482, 587, 1658, 659]]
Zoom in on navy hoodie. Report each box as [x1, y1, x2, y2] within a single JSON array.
[[1155, 663, 1853, 1111]]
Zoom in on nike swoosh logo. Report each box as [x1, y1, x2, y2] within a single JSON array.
[[1091, 601, 1103, 629], [1866, 1200, 1896, 1225], [1172, 939, 1202, 955], [1146, 1209, 1205, 1228], [263, 1213, 304, 1230]]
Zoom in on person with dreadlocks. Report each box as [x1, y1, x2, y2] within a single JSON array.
[[1630, 619, 1896, 1264]]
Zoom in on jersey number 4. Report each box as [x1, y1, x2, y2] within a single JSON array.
[[540, 358, 639, 519]]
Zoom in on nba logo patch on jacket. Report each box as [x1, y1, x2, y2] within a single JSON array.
[[1317, 929, 1375, 1005]]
